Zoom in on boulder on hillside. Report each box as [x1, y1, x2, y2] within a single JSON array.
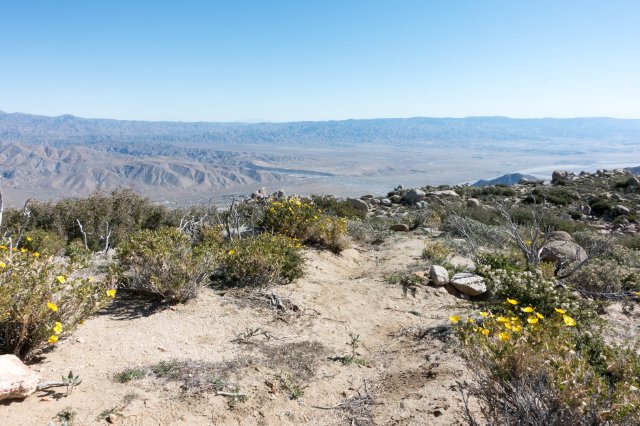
[[347, 198, 369, 213], [615, 205, 631, 215], [547, 230, 573, 242], [0, 355, 40, 401], [429, 190, 459, 197], [390, 223, 410, 232], [551, 170, 577, 184], [467, 198, 481, 208], [390, 195, 402, 204], [540, 240, 587, 266], [381, 198, 392, 207], [450, 273, 487, 296], [429, 265, 449, 286], [403, 188, 426, 205]]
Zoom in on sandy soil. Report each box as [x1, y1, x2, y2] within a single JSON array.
[[1, 232, 477, 425]]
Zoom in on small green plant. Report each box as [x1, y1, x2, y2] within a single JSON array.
[[422, 241, 450, 263], [335, 333, 367, 366], [218, 233, 304, 288], [62, 370, 82, 395], [384, 272, 423, 297], [113, 367, 148, 383], [55, 406, 77, 426]]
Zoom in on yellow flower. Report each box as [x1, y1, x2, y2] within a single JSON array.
[[26, 236, 32, 242], [536, 312, 544, 319], [106, 289, 117, 298], [449, 315, 461, 324], [52, 322, 63, 335], [510, 317, 520, 322], [521, 306, 534, 313], [512, 324, 523, 332], [0, 261, 5, 268], [563, 315, 576, 327], [47, 302, 59, 312], [555, 308, 566, 314], [227, 249, 235, 255], [467, 318, 475, 323], [56, 275, 66, 284], [506, 298, 518, 305], [481, 328, 490, 335], [496, 316, 509, 323], [504, 323, 513, 330], [0, 245, 6, 249], [48, 335, 59, 344], [479, 311, 489, 317], [33, 252, 40, 258], [498, 332, 510, 341], [527, 317, 539, 324], [20, 248, 27, 253]]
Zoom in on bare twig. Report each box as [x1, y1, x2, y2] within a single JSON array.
[[76, 219, 89, 250]]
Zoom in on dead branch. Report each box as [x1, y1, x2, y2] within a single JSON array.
[[76, 219, 89, 250]]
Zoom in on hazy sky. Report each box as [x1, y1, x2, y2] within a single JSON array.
[[1, 1, 639, 121]]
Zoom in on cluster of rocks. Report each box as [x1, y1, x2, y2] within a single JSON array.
[[421, 264, 487, 298]]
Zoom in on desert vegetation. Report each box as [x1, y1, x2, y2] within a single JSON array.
[[1, 167, 639, 425]]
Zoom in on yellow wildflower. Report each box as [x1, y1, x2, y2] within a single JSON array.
[[56, 275, 66, 284], [227, 249, 236, 255], [20, 248, 27, 253], [512, 324, 523, 332], [555, 308, 566, 314], [33, 252, 40, 258], [52, 322, 63, 335], [521, 306, 534, 313], [527, 317, 539, 324], [481, 328, 490, 335], [506, 298, 518, 305], [467, 318, 475, 323], [48, 335, 59, 344], [0, 261, 5, 268], [504, 323, 513, 330], [479, 311, 489, 317], [563, 315, 576, 326], [106, 289, 117, 298], [536, 312, 544, 319], [47, 302, 59, 312], [449, 315, 461, 324], [498, 332, 510, 341], [496, 316, 509, 323], [26, 236, 32, 242]]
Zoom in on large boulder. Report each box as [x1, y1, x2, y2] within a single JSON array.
[[429, 190, 460, 197], [347, 198, 369, 214], [547, 230, 573, 242], [540, 240, 587, 266], [404, 188, 426, 205], [450, 273, 487, 296], [551, 170, 577, 184], [0, 355, 40, 401], [466, 198, 481, 208], [429, 265, 449, 286]]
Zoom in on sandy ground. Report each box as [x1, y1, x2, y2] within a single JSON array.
[[1, 232, 477, 425]]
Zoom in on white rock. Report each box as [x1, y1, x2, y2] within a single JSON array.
[[0, 354, 40, 401], [450, 273, 487, 296], [429, 265, 449, 286]]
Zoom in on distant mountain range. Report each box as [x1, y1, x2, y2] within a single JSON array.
[[2, 111, 640, 146], [2, 111, 640, 205], [473, 173, 542, 186]]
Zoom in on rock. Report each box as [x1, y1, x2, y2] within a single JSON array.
[[540, 240, 587, 266], [272, 190, 286, 200], [251, 187, 268, 200], [615, 205, 631, 215], [551, 170, 577, 184], [347, 198, 369, 213], [106, 414, 119, 424], [404, 188, 426, 205], [430, 190, 459, 197], [466, 198, 481, 208], [0, 355, 40, 401], [577, 204, 591, 215], [547, 230, 573, 242], [450, 273, 487, 296], [390, 195, 402, 204], [381, 198, 392, 207], [443, 283, 460, 296], [413, 271, 426, 279], [429, 265, 449, 286], [447, 255, 476, 271], [627, 177, 640, 187], [415, 201, 429, 209], [390, 224, 410, 232], [370, 198, 381, 205]]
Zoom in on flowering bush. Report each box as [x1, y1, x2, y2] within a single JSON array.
[[261, 196, 349, 252], [116, 227, 216, 302], [0, 245, 113, 360], [453, 299, 640, 424], [218, 233, 303, 288], [18, 230, 66, 256]]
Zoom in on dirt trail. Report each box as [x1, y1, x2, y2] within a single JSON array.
[[2, 232, 475, 425]]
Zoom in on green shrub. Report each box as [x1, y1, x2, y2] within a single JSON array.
[[218, 233, 304, 288], [565, 257, 640, 295], [619, 235, 640, 251], [422, 241, 450, 264], [524, 187, 576, 206], [454, 304, 640, 424], [310, 195, 366, 220], [0, 246, 113, 360], [18, 230, 66, 256], [347, 217, 392, 244], [589, 198, 613, 216], [262, 196, 349, 252], [477, 251, 526, 274], [116, 227, 216, 302]]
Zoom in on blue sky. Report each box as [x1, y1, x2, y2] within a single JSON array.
[[1, 1, 639, 121]]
